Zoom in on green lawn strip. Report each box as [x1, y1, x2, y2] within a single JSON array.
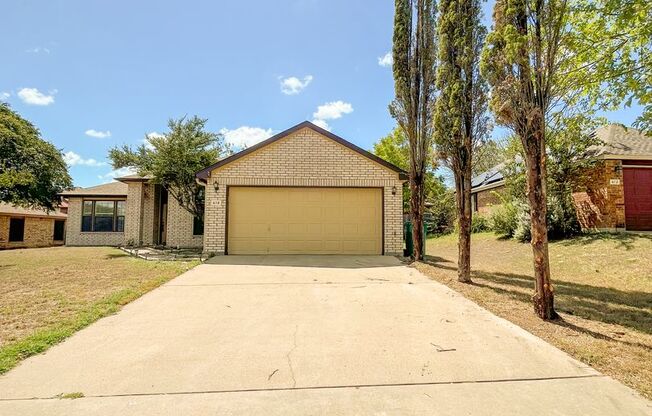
[[0, 273, 174, 375]]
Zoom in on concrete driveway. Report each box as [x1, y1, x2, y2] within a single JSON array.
[[0, 256, 649, 415]]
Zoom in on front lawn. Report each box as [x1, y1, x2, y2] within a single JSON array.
[[0, 247, 197, 374], [416, 232, 652, 399]]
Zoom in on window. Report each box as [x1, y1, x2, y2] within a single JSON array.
[[81, 200, 126, 232], [53, 220, 65, 241], [9, 218, 25, 242], [193, 189, 204, 236]]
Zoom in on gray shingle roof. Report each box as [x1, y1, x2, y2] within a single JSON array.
[[59, 181, 128, 197], [589, 125, 652, 158], [0, 202, 67, 218]]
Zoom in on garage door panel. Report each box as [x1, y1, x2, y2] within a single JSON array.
[[227, 187, 382, 254], [624, 168, 652, 231]]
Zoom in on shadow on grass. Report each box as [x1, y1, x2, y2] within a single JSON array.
[[470, 270, 652, 335], [104, 253, 130, 260], [559, 232, 652, 250], [421, 255, 457, 271]]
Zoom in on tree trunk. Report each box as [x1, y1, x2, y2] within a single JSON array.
[[523, 130, 558, 320], [454, 163, 473, 283], [410, 173, 426, 260]]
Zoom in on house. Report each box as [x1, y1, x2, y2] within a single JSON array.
[[471, 124, 652, 231], [0, 203, 67, 249], [61, 121, 407, 254]]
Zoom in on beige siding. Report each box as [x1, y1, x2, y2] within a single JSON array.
[[65, 198, 125, 246], [204, 127, 404, 255]]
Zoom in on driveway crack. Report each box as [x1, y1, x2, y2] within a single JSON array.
[[286, 324, 298, 388]]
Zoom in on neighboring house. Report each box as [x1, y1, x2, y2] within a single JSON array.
[[61, 121, 407, 255], [0, 203, 67, 249], [471, 124, 652, 232]]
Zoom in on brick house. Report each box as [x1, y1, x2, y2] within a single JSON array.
[[0, 203, 67, 249], [62, 121, 407, 254], [471, 125, 652, 232]]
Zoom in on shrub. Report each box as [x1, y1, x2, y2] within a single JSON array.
[[488, 201, 519, 237], [471, 215, 489, 233]]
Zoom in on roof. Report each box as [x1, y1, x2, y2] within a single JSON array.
[[196, 121, 408, 181], [59, 181, 128, 197], [0, 202, 67, 219], [115, 173, 153, 182], [471, 162, 507, 191], [588, 124, 652, 159]]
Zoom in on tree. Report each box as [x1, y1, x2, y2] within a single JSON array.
[[373, 128, 454, 235], [481, 0, 570, 319], [433, 0, 488, 282], [473, 139, 506, 176], [568, 0, 651, 131], [0, 103, 72, 210], [389, 0, 438, 260], [109, 116, 229, 218]]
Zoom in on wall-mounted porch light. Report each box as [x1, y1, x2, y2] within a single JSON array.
[[213, 181, 220, 192], [392, 186, 397, 196]]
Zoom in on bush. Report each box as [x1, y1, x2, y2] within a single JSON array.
[[488, 201, 519, 237], [471, 215, 489, 233]]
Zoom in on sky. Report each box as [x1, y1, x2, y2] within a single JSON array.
[[1, 0, 644, 188]]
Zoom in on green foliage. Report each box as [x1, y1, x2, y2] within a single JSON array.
[[471, 215, 489, 233], [488, 197, 519, 237], [109, 116, 229, 218], [473, 139, 507, 176], [390, 0, 439, 259], [0, 103, 72, 210], [568, 0, 652, 131], [373, 127, 455, 234]]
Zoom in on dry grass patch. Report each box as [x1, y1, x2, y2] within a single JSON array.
[[0, 247, 197, 373], [415, 232, 652, 399]]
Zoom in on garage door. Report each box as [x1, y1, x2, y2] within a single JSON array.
[[227, 187, 382, 254], [624, 168, 652, 231]]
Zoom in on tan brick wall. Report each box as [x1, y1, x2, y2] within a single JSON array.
[[474, 185, 505, 215], [572, 160, 625, 230], [124, 183, 143, 245], [141, 183, 158, 245], [65, 198, 125, 246], [203, 127, 405, 255], [166, 198, 203, 248], [0, 215, 64, 249]]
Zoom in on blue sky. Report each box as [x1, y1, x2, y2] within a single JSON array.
[[1, 0, 644, 187]]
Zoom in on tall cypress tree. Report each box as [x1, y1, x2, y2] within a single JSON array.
[[389, 0, 438, 260], [433, 0, 488, 282]]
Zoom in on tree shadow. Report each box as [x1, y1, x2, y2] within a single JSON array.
[[470, 270, 652, 335], [421, 255, 457, 271], [559, 232, 652, 250]]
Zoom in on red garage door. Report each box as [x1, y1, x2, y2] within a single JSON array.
[[623, 167, 652, 231]]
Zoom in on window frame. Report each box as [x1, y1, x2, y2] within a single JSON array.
[[81, 199, 126, 233], [8, 217, 25, 242]]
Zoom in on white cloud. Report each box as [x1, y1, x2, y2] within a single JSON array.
[[378, 52, 393, 67], [311, 100, 354, 131], [85, 129, 111, 139], [220, 126, 274, 148], [17, 87, 55, 106], [142, 132, 164, 150], [63, 151, 107, 167], [0, 92, 9, 101], [280, 75, 313, 95], [98, 167, 136, 182], [311, 118, 330, 130], [26, 47, 51, 54]]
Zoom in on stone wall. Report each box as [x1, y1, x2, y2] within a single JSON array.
[[0, 215, 64, 249], [203, 126, 405, 255], [572, 160, 625, 230]]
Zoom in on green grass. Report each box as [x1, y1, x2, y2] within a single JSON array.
[[0, 247, 197, 374]]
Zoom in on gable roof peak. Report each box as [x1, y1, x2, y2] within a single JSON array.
[[196, 121, 407, 180]]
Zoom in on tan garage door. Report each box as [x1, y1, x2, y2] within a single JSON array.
[[227, 187, 382, 255]]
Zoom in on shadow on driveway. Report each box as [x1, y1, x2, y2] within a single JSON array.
[[204, 255, 405, 269]]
